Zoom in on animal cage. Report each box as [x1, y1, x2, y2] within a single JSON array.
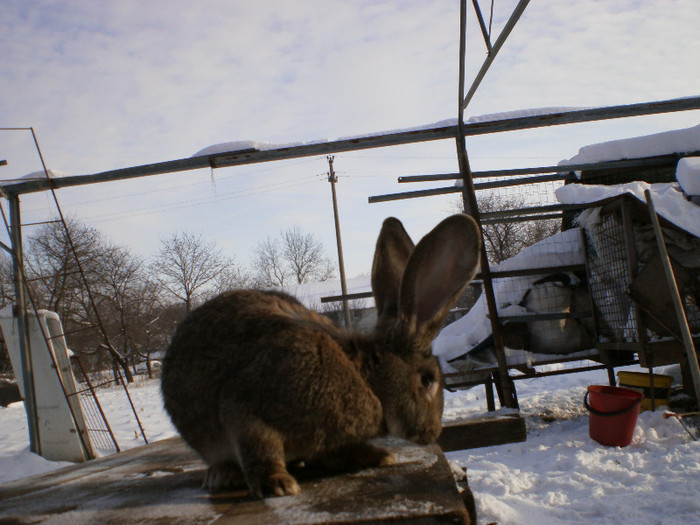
[[578, 193, 700, 368], [428, 147, 700, 406]]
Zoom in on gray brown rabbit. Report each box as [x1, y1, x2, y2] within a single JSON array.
[[160, 214, 481, 498]]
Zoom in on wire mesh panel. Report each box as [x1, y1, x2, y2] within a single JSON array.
[[70, 356, 120, 455], [582, 210, 637, 343]]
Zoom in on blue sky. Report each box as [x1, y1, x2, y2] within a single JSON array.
[[1, 0, 699, 278]]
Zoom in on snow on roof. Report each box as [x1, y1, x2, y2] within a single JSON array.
[[676, 156, 700, 196], [191, 140, 308, 157], [556, 181, 700, 238], [464, 107, 588, 124], [192, 107, 587, 158], [0, 168, 70, 186], [560, 123, 700, 166]]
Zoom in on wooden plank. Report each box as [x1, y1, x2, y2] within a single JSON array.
[[438, 414, 527, 452], [0, 436, 471, 525]]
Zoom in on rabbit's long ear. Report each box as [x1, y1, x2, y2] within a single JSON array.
[[399, 214, 481, 345], [372, 217, 415, 326]]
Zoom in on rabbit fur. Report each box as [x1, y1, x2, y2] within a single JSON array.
[[161, 214, 481, 498]]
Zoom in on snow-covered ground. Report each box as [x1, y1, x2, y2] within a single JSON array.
[[1, 364, 698, 524]]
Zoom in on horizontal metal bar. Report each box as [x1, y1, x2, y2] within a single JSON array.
[[510, 363, 624, 380], [479, 264, 586, 280], [3, 96, 697, 197], [499, 311, 593, 323], [398, 150, 700, 183], [461, 96, 700, 136], [1, 126, 459, 196], [371, 173, 568, 203], [399, 172, 462, 183], [480, 213, 563, 225], [368, 186, 460, 203], [482, 203, 581, 219], [474, 173, 567, 189], [320, 291, 374, 304]]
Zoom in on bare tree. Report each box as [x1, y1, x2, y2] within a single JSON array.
[[283, 226, 335, 284], [25, 217, 105, 317], [0, 254, 13, 374], [0, 253, 13, 303], [209, 258, 252, 296], [22, 217, 135, 380], [453, 194, 560, 264], [252, 237, 288, 287], [151, 231, 232, 314], [253, 227, 335, 287]]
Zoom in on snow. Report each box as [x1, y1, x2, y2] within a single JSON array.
[[555, 181, 700, 238], [282, 275, 373, 309], [191, 107, 587, 159], [191, 140, 308, 157], [1, 367, 698, 524], [464, 107, 589, 124], [0, 168, 71, 187], [676, 156, 700, 196], [560, 123, 700, 167], [444, 366, 700, 525]]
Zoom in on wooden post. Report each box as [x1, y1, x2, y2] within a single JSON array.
[[327, 156, 352, 328], [644, 190, 700, 406]]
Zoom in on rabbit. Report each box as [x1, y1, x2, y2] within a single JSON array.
[[160, 213, 481, 498]]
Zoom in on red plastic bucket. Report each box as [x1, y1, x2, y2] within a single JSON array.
[[584, 385, 644, 447]]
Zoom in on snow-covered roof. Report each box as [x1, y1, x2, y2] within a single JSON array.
[[676, 156, 700, 196], [560, 123, 700, 165], [556, 181, 700, 238]]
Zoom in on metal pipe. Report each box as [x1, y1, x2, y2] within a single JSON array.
[[2, 97, 698, 198], [397, 151, 700, 183], [458, 0, 518, 409], [8, 195, 41, 454], [462, 0, 531, 110], [470, 0, 493, 52]]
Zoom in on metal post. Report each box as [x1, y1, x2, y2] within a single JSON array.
[[644, 189, 700, 406], [8, 194, 41, 453], [458, 0, 518, 409], [327, 156, 352, 328]]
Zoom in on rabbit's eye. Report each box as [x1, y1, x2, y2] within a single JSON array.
[[421, 372, 435, 389]]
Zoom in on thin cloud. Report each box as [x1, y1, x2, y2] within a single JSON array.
[[1, 0, 698, 276]]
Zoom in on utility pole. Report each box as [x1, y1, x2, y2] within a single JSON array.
[[327, 156, 352, 328]]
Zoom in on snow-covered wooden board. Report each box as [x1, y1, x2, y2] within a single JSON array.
[[0, 436, 471, 524]]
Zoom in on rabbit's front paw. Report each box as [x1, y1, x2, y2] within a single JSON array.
[[248, 471, 301, 499]]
